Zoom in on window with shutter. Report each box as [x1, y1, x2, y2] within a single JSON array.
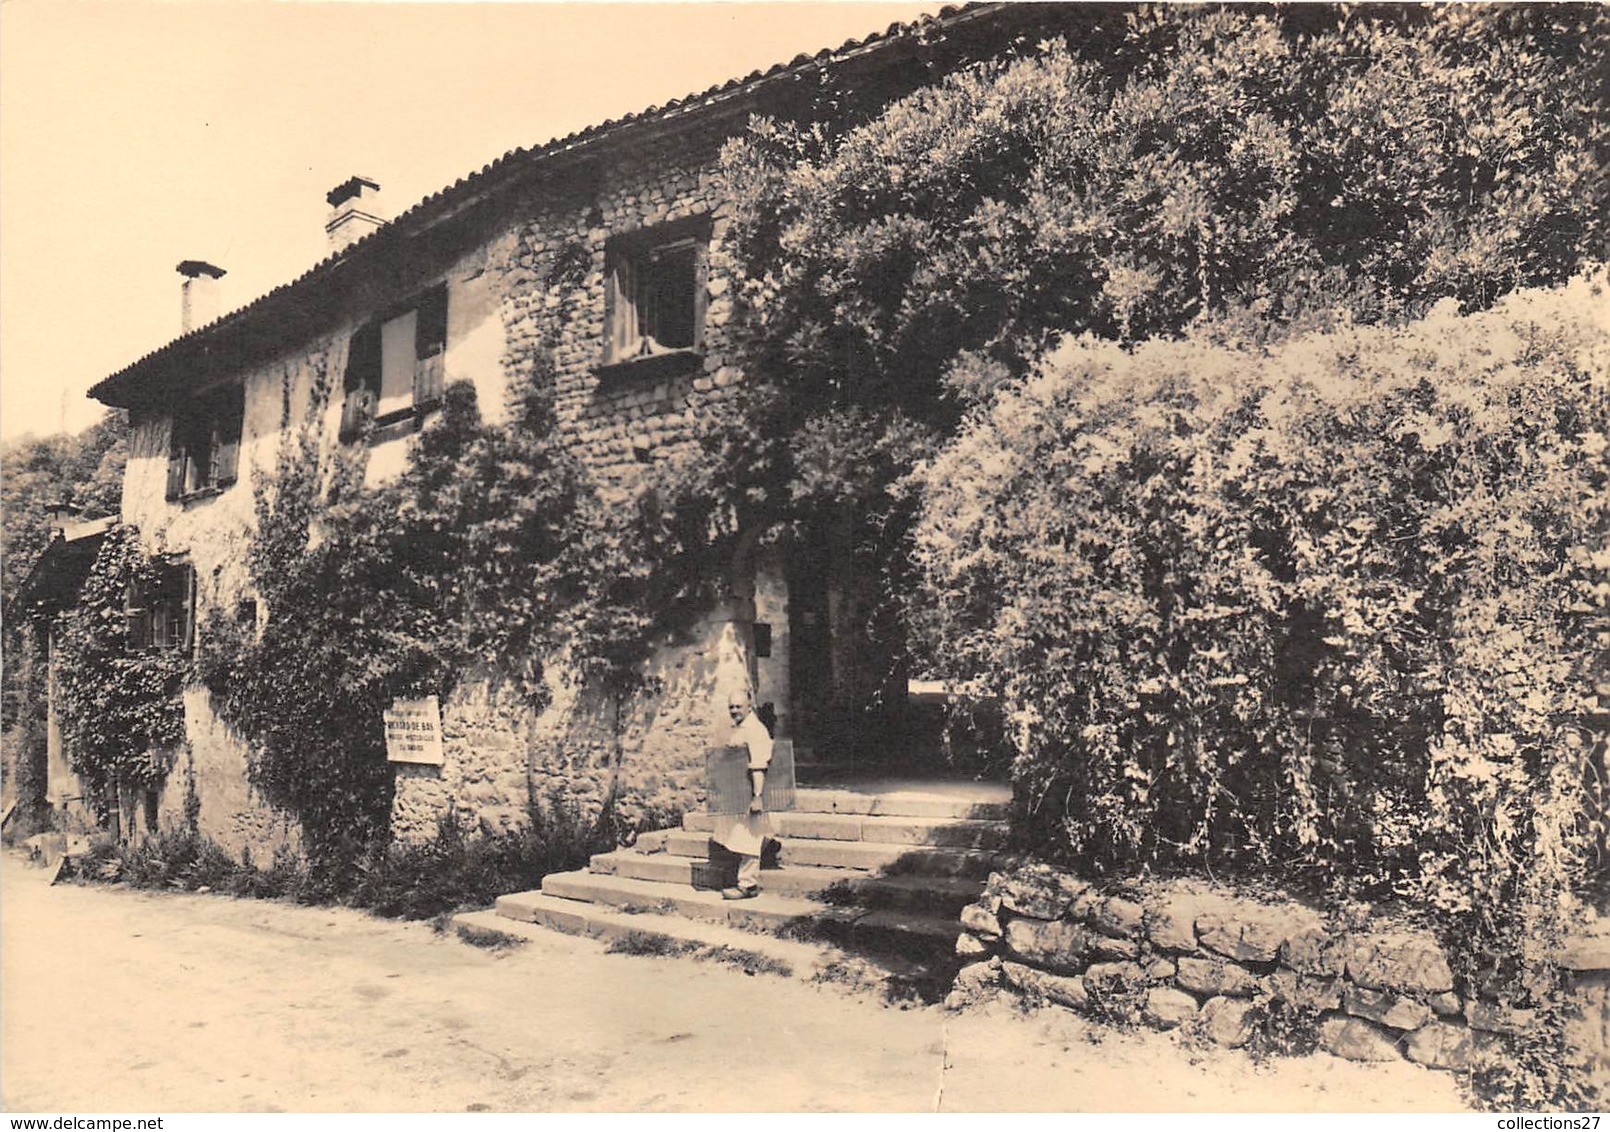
[[340, 283, 448, 442], [125, 562, 192, 653], [602, 221, 709, 371], [165, 382, 244, 502]]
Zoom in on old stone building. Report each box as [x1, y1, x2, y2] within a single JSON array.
[[53, 3, 1060, 855]]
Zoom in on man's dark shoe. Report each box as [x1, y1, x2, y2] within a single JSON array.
[[721, 886, 760, 900]]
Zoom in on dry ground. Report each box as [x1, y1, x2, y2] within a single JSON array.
[[0, 852, 1472, 1113]]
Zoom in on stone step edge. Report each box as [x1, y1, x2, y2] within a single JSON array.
[[590, 849, 988, 899], [683, 810, 1009, 835], [510, 874, 964, 946], [661, 828, 1012, 864], [465, 899, 943, 990], [451, 906, 920, 991], [786, 789, 1010, 820]]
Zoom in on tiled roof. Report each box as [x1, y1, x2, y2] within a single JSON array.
[[88, 2, 1008, 407]]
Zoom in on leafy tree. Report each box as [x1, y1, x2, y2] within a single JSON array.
[[706, 4, 1606, 762], [717, 4, 1606, 500], [0, 410, 126, 824], [1, 411, 127, 609]]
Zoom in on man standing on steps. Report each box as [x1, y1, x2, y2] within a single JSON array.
[[714, 688, 773, 900]]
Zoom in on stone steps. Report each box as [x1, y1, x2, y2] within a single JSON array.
[[505, 873, 962, 957], [661, 829, 1007, 876], [452, 906, 935, 993], [791, 787, 1009, 821], [485, 777, 1013, 994], [588, 849, 986, 916], [682, 809, 1009, 849]]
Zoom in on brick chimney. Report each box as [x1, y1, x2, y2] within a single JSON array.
[[177, 260, 226, 333], [325, 175, 384, 252]]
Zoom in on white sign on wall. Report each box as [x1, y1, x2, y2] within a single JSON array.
[[384, 696, 445, 765]]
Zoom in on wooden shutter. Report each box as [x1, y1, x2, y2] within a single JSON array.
[[340, 323, 381, 441], [165, 417, 188, 501], [212, 385, 244, 487], [413, 285, 448, 407], [125, 576, 151, 652], [605, 249, 639, 364], [692, 240, 710, 350], [179, 565, 196, 652]]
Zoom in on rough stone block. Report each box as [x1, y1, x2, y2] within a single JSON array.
[[1091, 935, 1140, 961], [1405, 1021, 1473, 1071], [1068, 887, 1103, 922], [1177, 955, 1260, 998], [1319, 1016, 1403, 1062], [1145, 897, 1201, 953], [1280, 926, 1346, 977], [1427, 991, 1463, 1017], [1001, 961, 1089, 1010], [956, 931, 990, 959], [1197, 908, 1294, 964], [1094, 896, 1147, 940], [1562, 972, 1609, 1105], [1466, 1000, 1537, 1036], [960, 903, 1003, 941], [1199, 996, 1255, 1048], [1345, 931, 1454, 995], [1084, 960, 1145, 993], [1146, 958, 1178, 982], [946, 957, 1003, 1011], [1004, 917, 1095, 975], [998, 865, 1083, 920], [1143, 987, 1200, 1030], [1343, 985, 1434, 1031], [1263, 969, 1342, 1012]]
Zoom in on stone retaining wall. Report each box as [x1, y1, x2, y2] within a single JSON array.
[[949, 864, 1608, 1101]]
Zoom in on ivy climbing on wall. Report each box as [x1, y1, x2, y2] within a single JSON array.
[[53, 524, 191, 820], [196, 349, 717, 857]]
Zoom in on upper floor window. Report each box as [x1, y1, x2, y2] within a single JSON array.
[[603, 220, 709, 371], [166, 383, 243, 502], [340, 284, 447, 442], [125, 561, 194, 653]]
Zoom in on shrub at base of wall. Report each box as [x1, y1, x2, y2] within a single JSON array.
[[948, 865, 1608, 1107]]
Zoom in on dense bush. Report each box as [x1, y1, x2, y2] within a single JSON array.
[[910, 276, 1608, 917], [0, 639, 51, 837]]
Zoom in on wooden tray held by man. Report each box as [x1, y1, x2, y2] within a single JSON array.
[[704, 738, 796, 816]]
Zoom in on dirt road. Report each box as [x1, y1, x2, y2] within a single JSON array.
[[0, 853, 1470, 1112]]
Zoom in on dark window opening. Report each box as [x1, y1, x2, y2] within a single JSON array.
[[165, 383, 243, 501], [603, 224, 708, 367]]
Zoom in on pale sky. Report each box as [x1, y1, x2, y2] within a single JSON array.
[[0, 0, 937, 442]]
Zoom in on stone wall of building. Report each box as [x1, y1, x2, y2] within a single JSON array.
[[390, 600, 755, 846], [383, 122, 759, 844], [950, 865, 1609, 1102], [110, 117, 765, 852]]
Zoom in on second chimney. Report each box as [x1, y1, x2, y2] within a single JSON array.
[[177, 260, 226, 333], [326, 175, 384, 252]]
